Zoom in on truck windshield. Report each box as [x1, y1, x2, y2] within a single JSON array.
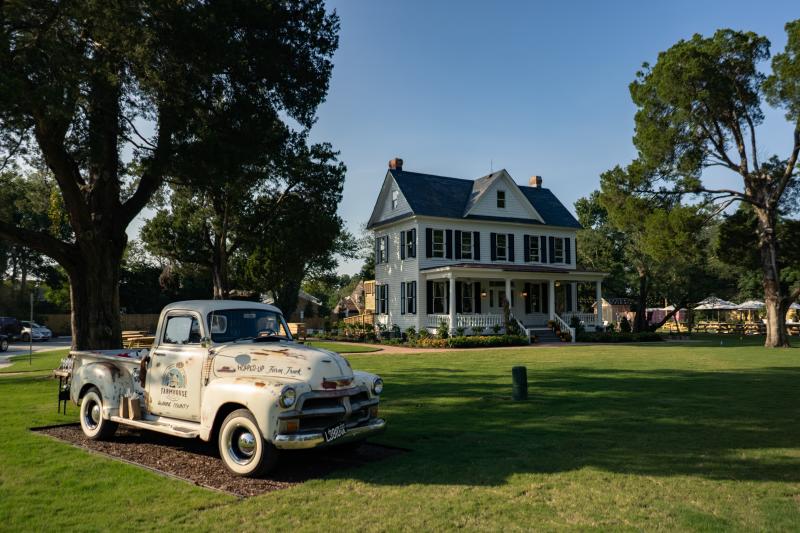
[[206, 309, 292, 343]]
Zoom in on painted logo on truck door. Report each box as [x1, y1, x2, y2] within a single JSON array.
[[161, 364, 188, 398]]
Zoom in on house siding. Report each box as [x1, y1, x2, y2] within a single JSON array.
[[467, 175, 536, 220], [373, 220, 421, 331]]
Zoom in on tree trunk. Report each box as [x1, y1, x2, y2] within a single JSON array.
[[211, 257, 229, 300], [633, 269, 649, 332], [754, 206, 790, 347], [66, 241, 125, 351]]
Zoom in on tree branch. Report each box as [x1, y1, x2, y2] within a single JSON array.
[[0, 220, 78, 270], [772, 122, 800, 206]]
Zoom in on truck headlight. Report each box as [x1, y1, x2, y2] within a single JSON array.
[[279, 386, 296, 408], [372, 377, 384, 395]]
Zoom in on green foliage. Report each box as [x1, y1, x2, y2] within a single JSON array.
[[577, 331, 664, 343], [436, 320, 449, 339], [491, 324, 502, 335], [455, 327, 465, 336], [446, 335, 529, 348], [471, 325, 485, 335]]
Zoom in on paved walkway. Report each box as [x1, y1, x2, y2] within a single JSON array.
[[0, 337, 71, 369], [320, 340, 581, 355]]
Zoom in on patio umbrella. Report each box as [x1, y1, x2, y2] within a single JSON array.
[[791, 302, 800, 310], [737, 300, 765, 321], [694, 296, 739, 321]]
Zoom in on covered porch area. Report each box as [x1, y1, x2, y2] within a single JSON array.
[[419, 264, 606, 341]]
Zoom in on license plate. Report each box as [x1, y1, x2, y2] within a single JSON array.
[[324, 422, 347, 442]]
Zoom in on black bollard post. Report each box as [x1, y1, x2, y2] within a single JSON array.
[[512, 366, 528, 401]]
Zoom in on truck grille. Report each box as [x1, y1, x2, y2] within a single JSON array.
[[283, 387, 376, 432]]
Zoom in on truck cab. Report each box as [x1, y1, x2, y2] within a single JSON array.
[[67, 300, 386, 477]]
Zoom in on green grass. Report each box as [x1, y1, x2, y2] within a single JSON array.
[[3, 343, 800, 531], [304, 341, 382, 353], [0, 348, 70, 373]]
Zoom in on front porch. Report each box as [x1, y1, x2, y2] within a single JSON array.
[[419, 264, 606, 341]]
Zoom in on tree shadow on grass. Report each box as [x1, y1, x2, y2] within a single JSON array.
[[339, 366, 800, 486]]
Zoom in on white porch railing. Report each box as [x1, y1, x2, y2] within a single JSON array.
[[561, 312, 599, 326], [553, 313, 576, 344], [425, 314, 505, 330]]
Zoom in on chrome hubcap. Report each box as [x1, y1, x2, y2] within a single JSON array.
[[83, 399, 100, 430], [227, 425, 257, 465]]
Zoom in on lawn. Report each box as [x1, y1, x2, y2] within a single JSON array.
[[303, 340, 383, 353], [2, 343, 800, 531], [0, 348, 70, 374]]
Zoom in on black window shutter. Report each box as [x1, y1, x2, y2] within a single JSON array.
[[474, 282, 481, 313], [384, 236, 389, 263], [540, 235, 547, 263], [385, 285, 389, 313], [542, 283, 549, 313], [400, 282, 406, 314], [374, 238, 379, 264], [565, 237, 571, 265], [400, 231, 406, 260], [445, 230, 453, 259], [425, 228, 433, 258], [572, 237, 576, 266], [549, 236, 556, 264], [508, 233, 515, 262], [411, 229, 417, 258], [426, 280, 433, 314], [523, 235, 530, 262], [565, 283, 572, 313], [524, 283, 531, 313], [455, 282, 463, 314], [454, 230, 462, 260], [490, 233, 497, 261], [411, 281, 417, 314], [473, 232, 480, 260]]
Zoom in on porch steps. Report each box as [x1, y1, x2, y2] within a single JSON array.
[[527, 327, 562, 344]]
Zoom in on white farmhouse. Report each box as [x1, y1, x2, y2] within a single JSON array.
[[367, 158, 606, 339]]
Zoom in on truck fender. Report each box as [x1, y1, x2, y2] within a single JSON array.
[[70, 362, 135, 419], [199, 378, 309, 442]]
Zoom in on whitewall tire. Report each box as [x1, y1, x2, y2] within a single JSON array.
[[218, 409, 277, 477], [79, 388, 118, 440]]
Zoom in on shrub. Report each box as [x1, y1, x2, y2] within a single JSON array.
[[455, 327, 466, 336], [418, 329, 431, 339], [471, 325, 485, 335], [415, 337, 448, 348], [446, 334, 529, 348], [437, 320, 449, 339], [619, 316, 632, 333], [560, 331, 572, 342], [491, 324, 502, 335], [405, 327, 417, 340]]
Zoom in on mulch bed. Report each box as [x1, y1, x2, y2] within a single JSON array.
[[33, 423, 403, 497]]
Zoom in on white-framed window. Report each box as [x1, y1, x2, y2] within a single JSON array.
[[461, 231, 472, 259], [432, 281, 447, 314], [495, 233, 507, 261], [377, 236, 388, 263], [462, 283, 474, 314], [554, 237, 565, 263], [376, 284, 388, 315], [432, 229, 445, 258], [497, 190, 506, 208], [403, 229, 416, 258], [528, 236, 540, 262], [401, 281, 416, 314], [391, 189, 398, 210]]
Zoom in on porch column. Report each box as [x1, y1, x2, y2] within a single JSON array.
[[595, 280, 603, 327], [448, 273, 456, 333], [570, 282, 578, 313], [416, 275, 424, 333], [504, 278, 512, 311], [548, 279, 555, 320]]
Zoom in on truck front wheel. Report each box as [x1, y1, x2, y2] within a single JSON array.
[[79, 387, 118, 440], [218, 409, 277, 477]]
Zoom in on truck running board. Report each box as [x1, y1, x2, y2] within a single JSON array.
[[109, 416, 200, 439]]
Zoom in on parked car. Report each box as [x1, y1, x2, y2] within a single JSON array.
[[0, 334, 8, 352], [0, 317, 22, 341], [20, 321, 52, 342]]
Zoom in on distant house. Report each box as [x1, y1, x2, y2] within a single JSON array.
[[367, 158, 606, 335], [333, 280, 375, 319], [591, 298, 635, 325], [264, 289, 322, 328]]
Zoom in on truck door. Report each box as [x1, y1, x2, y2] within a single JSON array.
[[146, 312, 205, 421]]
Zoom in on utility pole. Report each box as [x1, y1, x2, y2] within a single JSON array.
[[29, 289, 33, 365]]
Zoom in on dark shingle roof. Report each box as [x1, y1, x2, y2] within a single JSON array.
[[384, 169, 581, 229]]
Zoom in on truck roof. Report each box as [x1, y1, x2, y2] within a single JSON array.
[[160, 300, 283, 317]]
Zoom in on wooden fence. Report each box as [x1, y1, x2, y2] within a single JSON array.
[[39, 314, 161, 337]]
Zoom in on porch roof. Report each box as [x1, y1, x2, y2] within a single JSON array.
[[420, 263, 606, 280]]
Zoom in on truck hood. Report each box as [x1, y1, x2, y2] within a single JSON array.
[[210, 341, 355, 389]]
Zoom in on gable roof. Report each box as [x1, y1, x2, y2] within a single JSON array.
[[368, 169, 581, 229]]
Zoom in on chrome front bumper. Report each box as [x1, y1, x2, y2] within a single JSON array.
[[273, 418, 387, 450]]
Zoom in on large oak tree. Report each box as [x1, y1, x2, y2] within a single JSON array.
[[615, 22, 800, 346], [0, 1, 339, 348]]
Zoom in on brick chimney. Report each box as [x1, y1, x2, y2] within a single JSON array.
[[529, 175, 543, 188], [388, 157, 403, 171]]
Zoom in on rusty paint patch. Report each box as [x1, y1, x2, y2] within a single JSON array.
[[254, 382, 266, 388]]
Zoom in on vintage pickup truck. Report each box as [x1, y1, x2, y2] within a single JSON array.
[[66, 300, 386, 476]]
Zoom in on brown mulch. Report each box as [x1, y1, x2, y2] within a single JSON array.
[[33, 423, 403, 498]]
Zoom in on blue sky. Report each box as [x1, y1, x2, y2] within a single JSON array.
[[302, 0, 797, 275]]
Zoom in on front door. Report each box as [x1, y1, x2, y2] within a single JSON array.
[[146, 312, 205, 421]]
